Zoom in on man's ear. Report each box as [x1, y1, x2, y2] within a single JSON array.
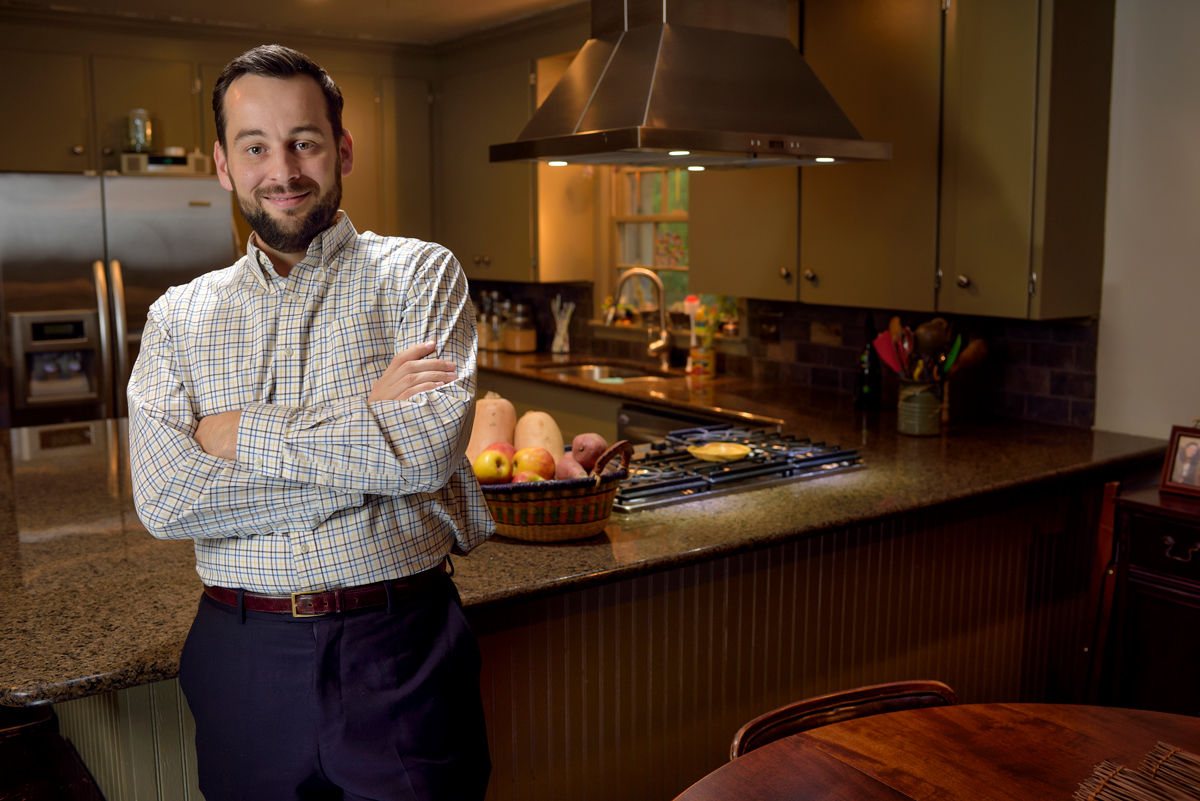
[[339, 130, 354, 177], [214, 140, 233, 192]]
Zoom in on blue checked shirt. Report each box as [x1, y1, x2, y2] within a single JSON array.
[[127, 214, 494, 594]]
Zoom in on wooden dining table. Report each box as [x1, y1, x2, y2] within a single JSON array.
[[674, 704, 1200, 800]]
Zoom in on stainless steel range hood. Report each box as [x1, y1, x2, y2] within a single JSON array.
[[489, 0, 891, 168]]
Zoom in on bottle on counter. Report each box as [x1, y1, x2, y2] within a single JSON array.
[[854, 312, 882, 411], [503, 302, 538, 353], [476, 292, 494, 351]]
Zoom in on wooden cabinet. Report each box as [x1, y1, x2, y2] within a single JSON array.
[[0, 50, 94, 173], [92, 56, 203, 174], [436, 59, 534, 282], [688, 0, 942, 311], [1108, 489, 1200, 716], [939, 0, 1114, 319], [435, 55, 593, 282], [692, 0, 1112, 320]]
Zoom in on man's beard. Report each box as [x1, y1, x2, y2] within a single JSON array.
[[234, 169, 342, 255]]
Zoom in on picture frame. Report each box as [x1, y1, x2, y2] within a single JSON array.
[[1160, 425, 1200, 498]]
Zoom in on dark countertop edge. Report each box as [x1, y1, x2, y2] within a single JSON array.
[[2, 663, 179, 708], [459, 444, 1167, 612]]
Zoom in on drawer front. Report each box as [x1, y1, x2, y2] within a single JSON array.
[[1125, 512, 1200, 585]]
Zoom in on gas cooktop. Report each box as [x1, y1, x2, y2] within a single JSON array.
[[613, 423, 864, 512]]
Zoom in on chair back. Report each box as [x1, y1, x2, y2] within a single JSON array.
[[730, 680, 958, 759]]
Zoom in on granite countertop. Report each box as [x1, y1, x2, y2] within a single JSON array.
[[0, 361, 1166, 706]]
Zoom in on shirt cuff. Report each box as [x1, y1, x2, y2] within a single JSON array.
[[236, 402, 291, 476]]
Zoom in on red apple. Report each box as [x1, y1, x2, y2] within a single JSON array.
[[511, 470, 545, 484], [571, 432, 608, 471], [555, 452, 588, 480], [472, 449, 512, 484], [512, 446, 556, 480], [484, 442, 516, 461]]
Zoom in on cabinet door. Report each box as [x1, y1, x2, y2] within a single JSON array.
[[381, 77, 433, 241], [0, 50, 92, 172], [689, 167, 799, 302], [93, 56, 202, 173], [938, 0, 1040, 318], [337, 72, 383, 237], [436, 60, 533, 282], [799, 0, 942, 311]]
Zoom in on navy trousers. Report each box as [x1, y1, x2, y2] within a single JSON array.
[[178, 577, 490, 800]]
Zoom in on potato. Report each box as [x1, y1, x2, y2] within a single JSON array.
[[555, 452, 588, 480], [513, 411, 565, 465], [571, 432, 608, 471]]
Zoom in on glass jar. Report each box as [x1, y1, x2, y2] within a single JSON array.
[[503, 303, 538, 353], [126, 109, 153, 153]]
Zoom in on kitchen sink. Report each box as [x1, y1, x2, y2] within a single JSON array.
[[531, 361, 676, 381]]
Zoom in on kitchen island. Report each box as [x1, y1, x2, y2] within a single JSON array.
[[0, 360, 1165, 800]]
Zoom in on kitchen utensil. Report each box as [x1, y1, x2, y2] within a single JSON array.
[[889, 316, 904, 342], [872, 331, 903, 374], [914, 318, 950, 359], [686, 442, 752, 462], [550, 294, 575, 353], [947, 339, 987, 376], [943, 334, 963, 372]]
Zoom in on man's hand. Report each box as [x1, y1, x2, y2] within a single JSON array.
[[195, 410, 242, 460], [369, 341, 458, 404]]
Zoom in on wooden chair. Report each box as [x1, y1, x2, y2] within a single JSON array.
[[730, 680, 959, 759]]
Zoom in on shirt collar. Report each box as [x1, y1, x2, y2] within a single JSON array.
[[242, 212, 357, 289]]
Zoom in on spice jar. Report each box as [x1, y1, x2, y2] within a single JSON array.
[[503, 303, 538, 353]]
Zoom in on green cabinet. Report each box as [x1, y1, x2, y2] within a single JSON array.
[[939, 0, 1113, 319], [436, 59, 535, 282], [689, 0, 943, 312], [690, 0, 1112, 320], [0, 50, 94, 173]]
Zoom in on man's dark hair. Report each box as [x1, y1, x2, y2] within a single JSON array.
[[212, 44, 344, 150]]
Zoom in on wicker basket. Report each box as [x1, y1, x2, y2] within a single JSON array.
[[481, 441, 633, 542]]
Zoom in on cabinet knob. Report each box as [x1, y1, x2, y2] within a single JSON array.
[[956, 274, 971, 288], [803, 269, 817, 282], [102, 146, 114, 156], [473, 256, 482, 265], [72, 145, 85, 155], [780, 267, 792, 280], [482, 255, 491, 266]]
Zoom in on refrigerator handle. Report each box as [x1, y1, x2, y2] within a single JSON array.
[[92, 259, 115, 420], [108, 259, 130, 418]]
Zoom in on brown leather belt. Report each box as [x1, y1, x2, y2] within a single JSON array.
[[204, 560, 448, 618]]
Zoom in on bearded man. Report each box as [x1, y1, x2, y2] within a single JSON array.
[[126, 44, 493, 800]]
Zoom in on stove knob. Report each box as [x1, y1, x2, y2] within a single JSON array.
[[651, 442, 667, 451]]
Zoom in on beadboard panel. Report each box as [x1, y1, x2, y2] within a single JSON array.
[[49, 481, 1100, 801], [467, 483, 1101, 801]]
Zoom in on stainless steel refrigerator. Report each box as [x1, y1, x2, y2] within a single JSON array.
[[0, 172, 237, 428]]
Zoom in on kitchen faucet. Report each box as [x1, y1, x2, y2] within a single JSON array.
[[606, 267, 672, 370]]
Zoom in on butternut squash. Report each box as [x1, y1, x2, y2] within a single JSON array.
[[465, 391, 516, 464], [513, 411, 565, 464]]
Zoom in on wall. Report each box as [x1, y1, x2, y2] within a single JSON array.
[[1095, 0, 1200, 438]]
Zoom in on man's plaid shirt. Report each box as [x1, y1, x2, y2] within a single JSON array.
[[128, 213, 493, 594]]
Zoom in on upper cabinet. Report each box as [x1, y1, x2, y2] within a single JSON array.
[[436, 59, 535, 282], [692, 0, 1113, 320], [689, 0, 943, 312], [939, 0, 1114, 319], [434, 54, 594, 283], [92, 56, 203, 174], [0, 50, 94, 173]]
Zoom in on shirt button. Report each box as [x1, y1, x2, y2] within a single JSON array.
[[293, 543, 310, 555], [282, 347, 294, 357], [254, 458, 264, 469]]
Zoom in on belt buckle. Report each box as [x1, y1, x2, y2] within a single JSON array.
[[290, 590, 326, 618]]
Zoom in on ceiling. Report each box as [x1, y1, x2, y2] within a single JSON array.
[[1, 0, 585, 45]]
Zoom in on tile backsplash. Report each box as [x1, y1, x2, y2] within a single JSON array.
[[468, 282, 1098, 429]]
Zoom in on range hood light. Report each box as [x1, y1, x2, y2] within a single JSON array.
[[548, 160, 569, 166], [668, 150, 691, 156], [687, 166, 705, 172], [815, 157, 836, 163]]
